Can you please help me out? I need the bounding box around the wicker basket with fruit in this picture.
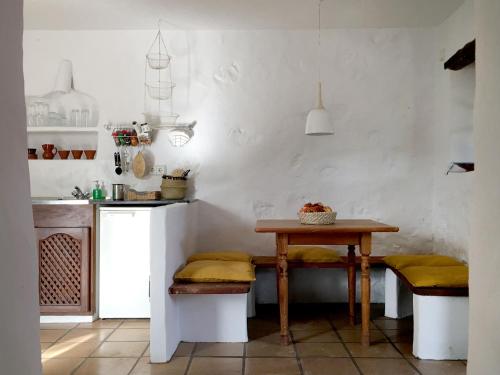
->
[298,202,337,225]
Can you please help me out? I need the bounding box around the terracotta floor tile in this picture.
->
[355,358,418,375]
[393,342,414,357]
[346,343,402,358]
[301,358,360,375]
[40,323,77,330]
[409,358,466,375]
[246,333,296,357]
[91,341,148,357]
[337,330,387,343]
[188,357,242,375]
[40,329,68,343]
[42,357,84,375]
[373,317,413,331]
[131,356,189,375]
[58,328,114,343]
[78,319,123,329]
[41,342,53,353]
[330,318,377,331]
[73,357,137,375]
[289,318,332,331]
[245,357,300,375]
[383,329,413,343]
[194,342,244,357]
[42,341,100,359]
[174,342,195,357]
[120,319,150,329]
[295,343,349,357]
[291,328,341,343]
[107,328,150,342]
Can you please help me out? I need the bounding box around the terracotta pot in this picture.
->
[71,150,83,159]
[58,150,70,160]
[84,149,96,160]
[42,144,57,160]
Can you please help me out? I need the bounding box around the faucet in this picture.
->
[72,186,90,200]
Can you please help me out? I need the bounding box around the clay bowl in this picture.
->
[84,149,96,160]
[58,150,70,160]
[71,150,83,160]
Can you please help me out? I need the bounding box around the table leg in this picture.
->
[347,245,356,325]
[360,233,371,346]
[276,233,289,345]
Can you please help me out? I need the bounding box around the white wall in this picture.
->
[431,0,474,262]
[0,1,41,374]
[24,28,436,256]
[468,0,500,371]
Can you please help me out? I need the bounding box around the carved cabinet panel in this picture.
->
[36,227,90,314]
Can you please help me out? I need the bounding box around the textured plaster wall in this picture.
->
[25,29,436,258]
[431,0,474,262]
[469,0,500,371]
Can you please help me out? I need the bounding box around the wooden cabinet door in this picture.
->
[36,227,90,314]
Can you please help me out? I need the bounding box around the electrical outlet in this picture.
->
[150,165,166,176]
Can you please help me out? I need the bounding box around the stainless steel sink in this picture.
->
[31,196,91,205]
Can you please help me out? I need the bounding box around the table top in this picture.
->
[255,219,399,234]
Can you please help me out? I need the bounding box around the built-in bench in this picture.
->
[383,255,469,360]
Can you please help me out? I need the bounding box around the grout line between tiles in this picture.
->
[328,311,363,375]
[289,330,305,375]
[242,341,246,375]
[376,323,422,375]
[69,319,123,375]
[126,343,150,375]
[183,342,197,375]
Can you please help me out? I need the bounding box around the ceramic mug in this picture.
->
[42,144,57,160]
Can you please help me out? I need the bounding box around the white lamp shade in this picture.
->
[305,108,333,135]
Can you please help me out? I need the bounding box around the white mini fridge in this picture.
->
[99,207,152,318]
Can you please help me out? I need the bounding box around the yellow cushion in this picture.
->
[400,266,469,288]
[288,246,341,263]
[187,251,252,264]
[384,255,463,270]
[174,260,256,283]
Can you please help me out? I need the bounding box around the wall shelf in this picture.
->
[27,127,99,133]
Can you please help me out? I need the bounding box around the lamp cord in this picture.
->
[317,0,322,83]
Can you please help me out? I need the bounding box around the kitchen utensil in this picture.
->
[58,150,70,159]
[122,148,131,172]
[71,149,83,159]
[28,148,38,160]
[112,184,125,200]
[132,151,146,178]
[84,149,96,159]
[114,152,122,175]
[42,144,58,160]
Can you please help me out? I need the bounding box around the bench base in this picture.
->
[384,268,413,319]
[413,294,468,360]
[177,293,249,343]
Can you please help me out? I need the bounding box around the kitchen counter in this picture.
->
[32,197,193,206]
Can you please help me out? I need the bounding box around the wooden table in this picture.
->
[255,219,399,346]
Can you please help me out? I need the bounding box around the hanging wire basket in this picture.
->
[145,81,175,100]
[146,52,171,70]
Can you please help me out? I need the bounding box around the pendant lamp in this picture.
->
[306,0,333,135]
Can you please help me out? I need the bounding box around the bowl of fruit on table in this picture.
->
[298,202,337,225]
